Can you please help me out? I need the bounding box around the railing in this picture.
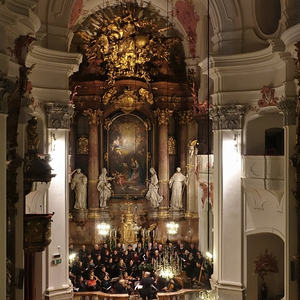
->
[74,289,202,300]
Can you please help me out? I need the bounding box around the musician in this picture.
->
[87,273,101,291]
[115,279,129,294]
[139,271,155,300]
[101,272,112,293]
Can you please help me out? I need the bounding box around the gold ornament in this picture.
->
[77,136,89,154]
[154,108,173,126]
[168,137,176,155]
[76,2,179,83]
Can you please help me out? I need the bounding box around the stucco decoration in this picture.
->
[199,182,213,207]
[258,86,278,108]
[174,0,199,58]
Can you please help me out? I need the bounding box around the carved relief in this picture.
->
[77,136,88,154]
[210,104,247,130]
[154,108,173,126]
[45,103,74,129]
[168,137,176,155]
[258,86,278,108]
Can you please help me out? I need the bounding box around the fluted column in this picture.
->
[155,108,173,209]
[85,109,101,210]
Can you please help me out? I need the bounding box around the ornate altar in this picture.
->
[69,1,199,246]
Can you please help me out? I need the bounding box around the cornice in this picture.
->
[281,23,300,47]
[26,45,82,75]
[199,40,288,74]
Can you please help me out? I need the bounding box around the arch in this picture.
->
[246,232,284,300]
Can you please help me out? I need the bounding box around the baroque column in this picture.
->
[84,109,102,212]
[155,108,173,210]
[210,104,246,300]
[44,102,74,300]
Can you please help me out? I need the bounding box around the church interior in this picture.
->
[0,0,300,299]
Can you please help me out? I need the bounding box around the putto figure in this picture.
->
[71,169,87,209]
[97,168,114,207]
[169,167,188,210]
[145,167,163,208]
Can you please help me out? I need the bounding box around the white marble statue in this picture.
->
[169,167,188,209]
[97,168,114,207]
[145,167,163,208]
[71,169,87,209]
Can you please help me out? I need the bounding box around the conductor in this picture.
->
[139,272,155,300]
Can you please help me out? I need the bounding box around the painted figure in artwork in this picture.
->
[97,168,114,207]
[71,169,87,209]
[145,167,163,208]
[108,114,147,195]
[169,167,188,209]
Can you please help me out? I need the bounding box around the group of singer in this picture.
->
[69,241,213,295]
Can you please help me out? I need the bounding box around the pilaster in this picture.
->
[210,104,245,300]
[44,102,73,300]
[278,98,298,299]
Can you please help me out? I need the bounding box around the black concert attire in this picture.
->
[140,277,155,300]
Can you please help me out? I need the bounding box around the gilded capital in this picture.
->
[84,109,103,126]
[177,110,194,125]
[154,108,173,126]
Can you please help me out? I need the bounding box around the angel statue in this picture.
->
[97,168,114,208]
[145,167,163,208]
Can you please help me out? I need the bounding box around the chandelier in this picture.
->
[97,222,111,236]
[166,221,179,235]
[153,248,181,279]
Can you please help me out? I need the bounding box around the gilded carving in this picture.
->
[178,110,194,125]
[102,87,154,113]
[168,137,176,155]
[76,2,179,83]
[84,108,102,126]
[77,136,89,154]
[102,86,118,105]
[154,108,173,126]
[138,88,153,105]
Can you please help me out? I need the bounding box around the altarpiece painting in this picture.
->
[107,114,148,197]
